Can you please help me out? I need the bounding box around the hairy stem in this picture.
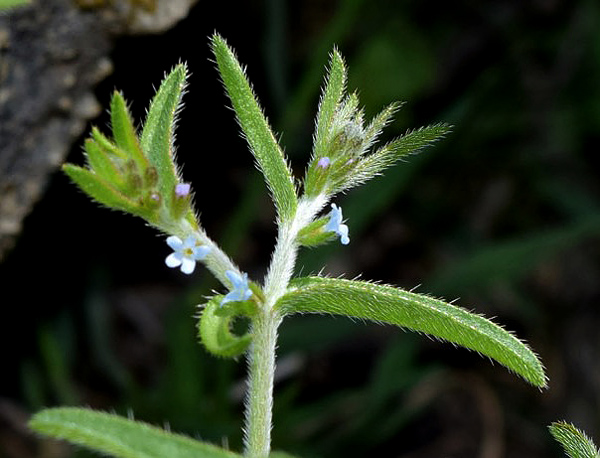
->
[244,309,281,457]
[243,195,327,457]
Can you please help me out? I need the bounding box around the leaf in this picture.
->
[140,64,187,198]
[211,34,297,222]
[275,276,547,387]
[549,421,600,458]
[313,49,347,161]
[111,91,147,170]
[198,296,252,359]
[345,123,451,191]
[29,407,242,458]
[62,164,143,217]
[83,138,125,186]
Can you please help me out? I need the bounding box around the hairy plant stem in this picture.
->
[243,196,327,457]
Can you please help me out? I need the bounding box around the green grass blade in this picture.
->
[29,407,242,458]
[211,34,297,222]
[275,276,547,387]
[549,422,600,458]
[140,64,187,198]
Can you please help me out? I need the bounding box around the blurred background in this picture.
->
[1,0,600,457]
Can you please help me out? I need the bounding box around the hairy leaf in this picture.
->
[198,296,253,358]
[110,92,147,170]
[83,139,124,186]
[313,49,347,161]
[211,33,297,222]
[549,422,599,458]
[275,276,546,387]
[343,123,451,192]
[140,64,187,199]
[29,407,242,458]
[62,164,144,217]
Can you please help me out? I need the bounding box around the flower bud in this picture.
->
[170,182,192,220]
[144,166,159,187]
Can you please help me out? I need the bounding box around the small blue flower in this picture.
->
[317,156,331,168]
[165,235,210,274]
[175,182,191,197]
[325,203,350,245]
[221,270,253,306]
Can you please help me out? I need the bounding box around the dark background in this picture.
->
[2,0,600,457]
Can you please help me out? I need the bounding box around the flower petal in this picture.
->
[180,257,196,274]
[192,245,211,260]
[166,252,183,268]
[166,236,183,250]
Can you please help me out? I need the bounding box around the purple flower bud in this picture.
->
[175,183,191,198]
[317,157,331,168]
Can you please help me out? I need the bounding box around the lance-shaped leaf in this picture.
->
[211,34,297,221]
[313,48,347,160]
[111,91,147,170]
[29,407,242,458]
[83,138,125,187]
[140,64,187,199]
[63,164,147,218]
[275,277,546,387]
[549,422,600,458]
[342,123,451,193]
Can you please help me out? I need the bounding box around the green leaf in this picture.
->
[29,407,242,458]
[140,64,187,198]
[198,296,253,359]
[111,91,147,170]
[211,34,297,222]
[345,123,451,191]
[313,49,347,161]
[549,422,600,458]
[275,276,547,387]
[84,138,125,186]
[62,164,143,217]
[304,49,348,197]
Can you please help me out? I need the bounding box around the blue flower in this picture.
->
[317,156,331,168]
[221,270,253,306]
[325,203,350,245]
[165,235,210,274]
[175,182,191,197]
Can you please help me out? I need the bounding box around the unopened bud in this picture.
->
[126,172,143,195]
[144,192,161,210]
[175,182,191,197]
[317,157,331,169]
[171,182,191,220]
[144,166,159,187]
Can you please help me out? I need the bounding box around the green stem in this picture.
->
[243,195,327,457]
[244,309,281,457]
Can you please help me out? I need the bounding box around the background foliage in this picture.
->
[2,1,600,457]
